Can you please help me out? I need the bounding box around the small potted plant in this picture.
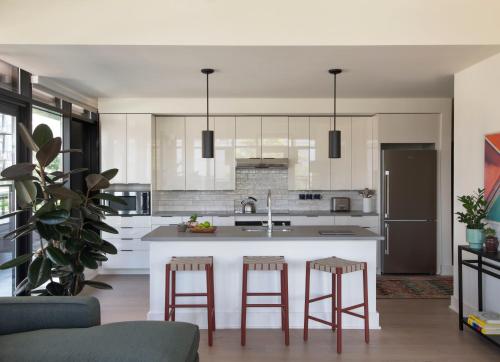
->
[187,214,198,228]
[484,227,499,253]
[456,188,488,250]
[359,188,375,213]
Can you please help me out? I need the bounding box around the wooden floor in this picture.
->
[82,275,499,361]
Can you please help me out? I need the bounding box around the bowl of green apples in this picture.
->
[189,220,217,233]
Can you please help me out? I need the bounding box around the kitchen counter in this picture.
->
[144,225,381,330]
[142,225,383,242]
[152,210,379,217]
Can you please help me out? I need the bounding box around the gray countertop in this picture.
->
[142,225,384,242]
[152,210,379,217]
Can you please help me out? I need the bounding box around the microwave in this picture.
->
[103,191,150,216]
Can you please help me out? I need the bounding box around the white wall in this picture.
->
[451,53,500,314]
[99,97,452,275]
[1,1,500,45]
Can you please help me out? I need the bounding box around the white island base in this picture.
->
[146,231,380,330]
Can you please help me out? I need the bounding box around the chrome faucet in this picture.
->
[267,189,272,234]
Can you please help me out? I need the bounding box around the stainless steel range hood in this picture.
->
[236,158,289,169]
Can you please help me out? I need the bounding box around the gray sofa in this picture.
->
[0,296,199,362]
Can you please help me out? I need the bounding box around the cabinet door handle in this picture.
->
[384,170,390,218]
[120,249,133,252]
[121,238,133,241]
[385,223,390,255]
[121,226,133,229]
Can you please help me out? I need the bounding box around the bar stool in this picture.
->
[241,256,289,346]
[303,257,369,353]
[165,256,215,346]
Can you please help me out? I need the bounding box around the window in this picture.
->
[0,112,16,296]
[31,108,63,254]
[32,107,63,173]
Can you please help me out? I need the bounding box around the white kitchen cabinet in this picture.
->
[151,216,184,226]
[185,117,214,190]
[155,116,186,190]
[290,215,334,226]
[288,117,310,190]
[309,117,331,190]
[214,117,236,190]
[351,117,374,189]
[126,114,152,184]
[100,114,127,183]
[100,216,151,271]
[330,117,352,190]
[212,216,235,226]
[261,117,288,158]
[235,116,261,159]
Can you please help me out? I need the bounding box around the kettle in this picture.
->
[241,197,257,214]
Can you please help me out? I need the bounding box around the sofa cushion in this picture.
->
[0,321,199,362]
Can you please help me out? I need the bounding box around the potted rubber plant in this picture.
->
[456,188,488,250]
[0,123,126,296]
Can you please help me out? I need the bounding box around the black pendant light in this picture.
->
[201,68,215,158]
[328,68,342,159]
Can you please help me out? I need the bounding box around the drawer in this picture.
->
[151,216,183,226]
[111,238,149,251]
[334,216,351,225]
[103,250,149,269]
[349,215,379,228]
[120,216,151,228]
[102,227,151,240]
[212,216,235,226]
[103,216,151,228]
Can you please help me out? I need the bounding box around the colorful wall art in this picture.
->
[485,132,500,222]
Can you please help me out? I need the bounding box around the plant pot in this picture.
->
[485,236,499,253]
[466,228,485,250]
[362,198,373,213]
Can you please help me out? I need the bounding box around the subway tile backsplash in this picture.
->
[153,169,372,213]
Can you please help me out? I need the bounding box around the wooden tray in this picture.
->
[189,226,217,233]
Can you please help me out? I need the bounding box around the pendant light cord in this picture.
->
[333,72,337,131]
[206,72,209,130]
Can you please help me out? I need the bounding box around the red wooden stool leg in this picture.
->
[205,265,213,346]
[165,264,171,321]
[241,263,248,346]
[303,261,311,341]
[336,269,342,354]
[283,263,290,346]
[171,270,176,321]
[332,273,336,331]
[280,269,285,331]
[363,263,369,344]
[210,264,216,331]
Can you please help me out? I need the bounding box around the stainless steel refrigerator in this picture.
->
[381,149,437,274]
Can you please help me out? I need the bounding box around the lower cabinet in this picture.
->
[100,216,151,272]
[334,215,379,233]
[290,216,334,225]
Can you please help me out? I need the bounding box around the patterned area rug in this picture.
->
[377,276,453,299]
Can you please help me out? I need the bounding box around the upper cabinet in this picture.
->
[155,116,236,191]
[309,117,331,190]
[100,114,127,183]
[185,117,214,190]
[100,113,152,184]
[330,117,352,190]
[351,117,374,189]
[261,117,288,158]
[235,117,261,159]
[155,116,185,190]
[126,114,152,184]
[214,117,236,190]
[288,117,309,190]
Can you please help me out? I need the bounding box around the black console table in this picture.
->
[458,245,500,347]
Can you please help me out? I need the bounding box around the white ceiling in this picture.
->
[0,45,499,99]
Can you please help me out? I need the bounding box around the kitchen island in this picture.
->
[142,225,383,330]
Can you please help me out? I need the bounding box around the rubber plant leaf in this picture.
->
[32,124,53,148]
